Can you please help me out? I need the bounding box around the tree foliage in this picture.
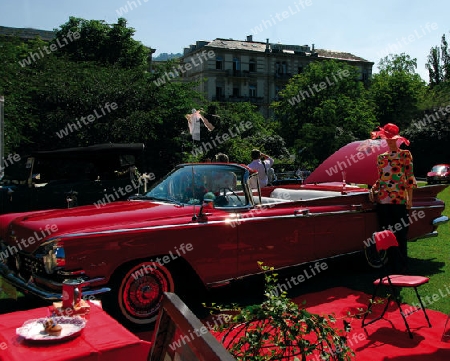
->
[405,35,450,176]
[0,35,44,152]
[5,16,447,181]
[54,17,149,68]
[185,102,289,165]
[404,112,450,175]
[273,60,377,168]
[369,53,426,131]
[1,19,287,178]
[0,21,203,177]
[426,33,450,88]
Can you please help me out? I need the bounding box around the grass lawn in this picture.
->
[400,185,450,314]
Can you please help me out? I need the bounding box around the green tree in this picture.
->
[426,46,442,87]
[27,55,200,176]
[369,53,426,130]
[54,17,149,68]
[273,60,376,167]
[426,33,450,87]
[185,102,290,165]
[0,36,45,152]
[404,114,450,176]
[1,25,200,177]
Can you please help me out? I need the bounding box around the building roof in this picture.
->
[0,26,55,41]
[184,37,372,64]
[314,49,370,62]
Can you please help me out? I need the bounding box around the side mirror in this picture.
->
[192,192,215,222]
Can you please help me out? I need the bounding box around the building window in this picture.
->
[298,66,304,74]
[249,85,257,98]
[233,57,240,71]
[249,59,256,72]
[216,82,224,100]
[362,70,369,82]
[216,56,223,70]
[275,62,281,74]
[215,86,223,99]
[275,62,288,75]
[232,87,240,97]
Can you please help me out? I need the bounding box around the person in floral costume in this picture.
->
[370,123,417,271]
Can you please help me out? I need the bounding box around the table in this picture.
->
[0,302,151,361]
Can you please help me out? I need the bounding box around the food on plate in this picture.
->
[43,318,62,336]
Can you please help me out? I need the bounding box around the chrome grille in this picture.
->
[21,253,46,276]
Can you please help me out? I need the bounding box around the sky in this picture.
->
[1,0,449,81]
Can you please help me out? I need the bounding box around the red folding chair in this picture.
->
[362,230,432,338]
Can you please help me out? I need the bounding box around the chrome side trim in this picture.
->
[412,205,445,210]
[60,220,230,238]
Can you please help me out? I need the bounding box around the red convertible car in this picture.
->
[0,141,448,327]
[427,164,450,184]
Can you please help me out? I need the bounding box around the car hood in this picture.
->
[2,200,202,251]
[305,138,403,185]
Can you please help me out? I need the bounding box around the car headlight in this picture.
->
[35,239,65,274]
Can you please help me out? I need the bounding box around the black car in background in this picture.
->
[271,163,310,185]
[0,143,146,214]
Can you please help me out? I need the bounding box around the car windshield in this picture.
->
[431,165,447,173]
[145,164,247,206]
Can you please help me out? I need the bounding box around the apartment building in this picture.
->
[180,35,374,117]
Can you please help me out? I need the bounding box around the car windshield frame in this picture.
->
[145,163,253,208]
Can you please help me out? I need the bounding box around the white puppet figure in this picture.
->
[184,109,215,141]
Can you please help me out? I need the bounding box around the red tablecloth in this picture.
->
[0,302,151,361]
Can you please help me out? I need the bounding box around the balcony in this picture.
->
[227,96,265,104]
[274,72,292,79]
[225,70,250,78]
[212,95,265,104]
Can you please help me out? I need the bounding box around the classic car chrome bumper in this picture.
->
[419,215,449,239]
[432,215,449,226]
[0,262,110,301]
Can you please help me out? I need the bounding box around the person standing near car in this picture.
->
[248,149,274,188]
[370,123,417,271]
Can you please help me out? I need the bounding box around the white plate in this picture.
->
[16,316,86,343]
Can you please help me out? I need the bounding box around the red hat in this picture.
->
[370,123,410,146]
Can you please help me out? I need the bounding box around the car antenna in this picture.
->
[190,166,197,220]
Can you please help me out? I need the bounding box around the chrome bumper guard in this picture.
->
[420,216,449,239]
[0,263,110,301]
[432,215,449,226]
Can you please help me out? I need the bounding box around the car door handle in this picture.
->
[294,209,310,216]
[351,204,363,211]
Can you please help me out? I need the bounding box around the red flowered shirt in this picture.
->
[373,150,417,205]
